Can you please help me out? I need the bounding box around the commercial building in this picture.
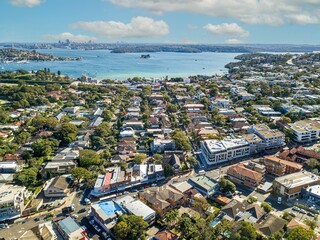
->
[302,185,320,202]
[261,156,303,177]
[56,216,88,240]
[289,119,320,143]
[273,171,320,200]
[0,185,32,221]
[200,137,250,166]
[91,196,155,232]
[91,164,164,197]
[227,163,263,188]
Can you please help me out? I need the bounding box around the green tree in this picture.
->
[172,130,191,152]
[91,136,106,149]
[261,202,273,213]
[113,214,148,240]
[166,103,178,113]
[31,139,53,157]
[15,168,37,187]
[133,153,147,164]
[153,153,163,163]
[164,210,179,228]
[103,109,114,122]
[187,156,198,167]
[287,226,315,240]
[54,122,77,146]
[79,149,100,167]
[192,197,210,216]
[164,164,175,177]
[238,221,257,240]
[71,167,92,184]
[15,131,31,144]
[219,178,236,193]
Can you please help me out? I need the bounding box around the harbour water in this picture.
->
[0,49,239,80]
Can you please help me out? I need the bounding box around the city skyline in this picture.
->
[1,0,320,44]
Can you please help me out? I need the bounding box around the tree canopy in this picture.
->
[113,214,148,240]
[79,149,101,167]
[287,226,315,240]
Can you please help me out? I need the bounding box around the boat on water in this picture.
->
[16,60,30,64]
[140,54,151,59]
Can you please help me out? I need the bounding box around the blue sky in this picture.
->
[1,0,320,44]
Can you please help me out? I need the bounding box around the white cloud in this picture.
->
[108,0,320,25]
[42,32,96,42]
[224,39,243,44]
[70,16,169,39]
[204,23,249,37]
[9,0,43,7]
[187,24,198,30]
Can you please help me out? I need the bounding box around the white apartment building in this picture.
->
[289,119,320,143]
[0,185,32,221]
[200,137,250,166]
[248,124,285,150]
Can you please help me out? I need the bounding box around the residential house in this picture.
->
[277,146,320,164]
[254,214,286,237]
[188,176,218,197]
[151,138,176,154]
[153,230,179,240]
[43,176,69,198]
[139,187,185,217]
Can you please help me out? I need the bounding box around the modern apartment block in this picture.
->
[0,185,32,221]
[248,124,285,150]
[200,137,250,166]
[289,119,320,143]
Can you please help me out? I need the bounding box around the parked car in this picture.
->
[289,211,297,217]
[0,223,9,229]
[292,206,300,212]
[300,209,307,214]
[307,212,315,217]
[34,218,40,222]
[78,208,86,213]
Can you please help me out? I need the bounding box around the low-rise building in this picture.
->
[302,185,320,202]
[273,171,320,200]
[44,176,69,198]
[92,196,155,232]
[56,216,88,240]
[289,119,320,143]
[261,156,303,177]
[151,138,176,154]
[227,163,263,188]
[139,187,185,217]
[188,176,218,197]
[0,161,22,173]
[43,161,76,176]
[0,185,32,221]
[91,164,164,197]
[200,137,250,166]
